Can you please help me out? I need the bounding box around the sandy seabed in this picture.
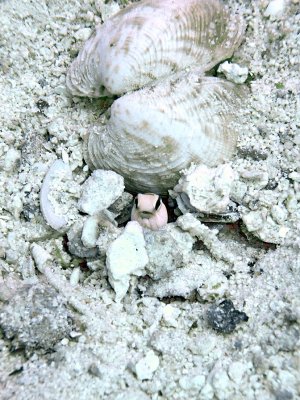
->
[0,0,300,399]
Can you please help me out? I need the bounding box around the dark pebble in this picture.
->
[207,299,249,334]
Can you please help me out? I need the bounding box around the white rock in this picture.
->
[70,267,81,286]
[199,383,214,400]
[285,195,298,213]
[278,370,297,388]
[211,369,233,400]
[2,148,21,173]
[288,171,300,182]
[144,223,195,280]
[172,164,235,215]
[135,350,159,380]
[115,391,150,400]
[230,180,248,203]
[40,159,79,231]
[95,1,120,22]
[242,209,267,232]
[278,225,289,238]
[81,216,99,248]
[177,213,236,265]
[239,169,269,190]
[162,304,181,327]
[11,195,23,219]
[31,243,52,273]
[228,361,248,384]
[271,204,288,224]
[78,170,124,215]
[179,375,205,391]
[218,61,249,84]
[74,28,92,42]
[106,221,148,301]
[264,0,286,17]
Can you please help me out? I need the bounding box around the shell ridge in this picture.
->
[66,0,245,96]
[67,0,247,193]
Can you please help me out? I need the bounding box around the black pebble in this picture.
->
[207,299,249,334]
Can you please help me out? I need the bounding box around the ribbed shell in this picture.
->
[66,0,245,97]
[85,72,246,194]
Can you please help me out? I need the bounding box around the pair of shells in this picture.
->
[67,0,246,194]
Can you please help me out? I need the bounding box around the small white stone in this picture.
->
[278,225,289,238]
[211,369,233,400]
[135,350,159,380]
[172,164,235,214]
[162,304,181,327]
[106,221,149,301]
[95,1,120,21]
[288,172,300,182]
[292,134,300,145]
[230,181,248,203]
[242,210,266,232]
[239,169,269,190]
[70,267,81,286]
[74,28,92,42]
[61,149,69,164]
[31,243,52,273]
[218,61,249,84]
[285,195,298,213]
[264,0,286,17]
[78,170,124,215]
[11,195,23,219]
[199,383,214,400]
[228,362,248,384]
[40,159,76,231]
[69,331,82,338]
[271,204,288,224]
[179,375,205,391]
[278,370,297,388]
[2,148,21,173]
[81,216,99,248]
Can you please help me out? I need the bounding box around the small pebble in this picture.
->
[135,350,160,380]
[78,170,124,215]
[218,61,249,84]
[81,216,99,248]
[207,300,249,334]
[88,363,102,377]
[264,0,286,17]
[70,267,80,286]
[162,304,180,327]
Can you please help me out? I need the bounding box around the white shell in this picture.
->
[40,160,72,230]
[66,0,245,97]
[85,72,246,194]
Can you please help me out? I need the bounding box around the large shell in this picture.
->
[85,71,246,194]
[66,0,245,97]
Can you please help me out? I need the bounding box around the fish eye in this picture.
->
[154,197,161,211]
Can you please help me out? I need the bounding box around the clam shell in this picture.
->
[66,0,245,97]
[85,72,246,194]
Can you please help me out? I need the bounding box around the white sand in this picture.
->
[0,0,299,399]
